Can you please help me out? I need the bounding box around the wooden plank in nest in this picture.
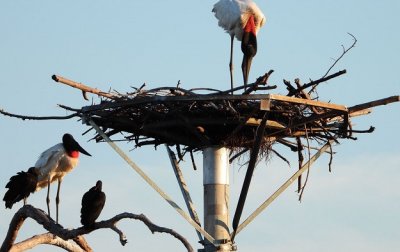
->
[260,99,271,111]
[246,118,285,129]
[267,94,348,111]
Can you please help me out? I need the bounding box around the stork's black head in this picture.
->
[241,15,258,87]
[62,133,91,156]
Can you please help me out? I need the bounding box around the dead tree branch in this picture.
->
[216,70,277,95]
[322,33,357,78]
[10,233,89,252]
[307,33,357,94]
[52,75,118,100]
[299,126,312,201]
[1,205,194,252]
[348,96,400,113]
[0,108,78,121]
[287,69,347,96]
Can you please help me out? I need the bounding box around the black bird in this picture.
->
[80,180,106,227]
[3,167,38,209]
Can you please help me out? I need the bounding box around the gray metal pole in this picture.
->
[202,147,235,252]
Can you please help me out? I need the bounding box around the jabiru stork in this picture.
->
[212,0,266,90]
[80,180,106,227]
[3,167,38,209]
[34,133,91,223]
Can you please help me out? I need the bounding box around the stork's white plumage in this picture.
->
[34,133,91,223]
[35,143,77,189]
[213,0,266,90]
[213,0,265,40]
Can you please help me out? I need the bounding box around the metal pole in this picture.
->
[202,147,235,252]
[165,145,203,242]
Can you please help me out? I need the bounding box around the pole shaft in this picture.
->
[203,147,233,251]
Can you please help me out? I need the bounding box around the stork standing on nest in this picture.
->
[34,133,91,223]
[213,0,266,91]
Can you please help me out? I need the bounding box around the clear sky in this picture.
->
[0,1,399,251]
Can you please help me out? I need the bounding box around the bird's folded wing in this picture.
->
[34,143,65,176]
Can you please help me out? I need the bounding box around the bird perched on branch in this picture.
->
[34,133,91,223]
[3,167,38,209]
[213,0,266,91]
[81,180,106,227]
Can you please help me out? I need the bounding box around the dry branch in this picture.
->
[52,75,118,100]
[322,33,357,79]
[287,69,347,96]
[0,108,78,120]
[10,233,89,252]
[1,205,193,252]
[348,96,400,113]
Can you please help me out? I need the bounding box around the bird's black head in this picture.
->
[95,180,103,191]
[241,16,258,86]
[62,133,91,157]
[27,167,39,176]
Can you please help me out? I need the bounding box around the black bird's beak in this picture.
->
[242,54,253,87]
[63,133,92,156]
[77,143,91,156]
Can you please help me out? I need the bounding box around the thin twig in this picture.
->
[299,126,312,201]
[189,150,197,170]
[0,109,78,121]
[328,141,334,172]
[271,149,290,167]
[322,33,357,79]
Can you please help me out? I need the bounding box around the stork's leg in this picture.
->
[23,197,27,205]
[46,177,51,217]
[55,179,62,224]
[229,34,234,94]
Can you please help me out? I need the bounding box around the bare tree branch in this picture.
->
[322,33,357,78]
[307,33,357,94]
[1,205,194,252]
[0,108,78,121]
[52,75,118,100]
[11,233,89,252]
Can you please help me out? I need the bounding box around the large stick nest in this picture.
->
[75,70,365,152]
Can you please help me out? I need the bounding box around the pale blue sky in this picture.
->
[0,1,399,251]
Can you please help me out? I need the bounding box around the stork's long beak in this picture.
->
[240,24,257,88]
[77,143,91,156]
[242,54,253,87]
[72,139,91,156]
[63,133,92,156]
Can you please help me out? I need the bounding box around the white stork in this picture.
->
[212,0,266,90]
[34,133,91,223]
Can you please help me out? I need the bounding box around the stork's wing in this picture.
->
[34,143,65,177]
[213,0,241,35]
[213,0,266,39]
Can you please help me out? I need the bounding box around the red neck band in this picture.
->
[244,15,256,35]
[68,150,79,158]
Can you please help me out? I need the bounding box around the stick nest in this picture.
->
[77,70,361,152]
